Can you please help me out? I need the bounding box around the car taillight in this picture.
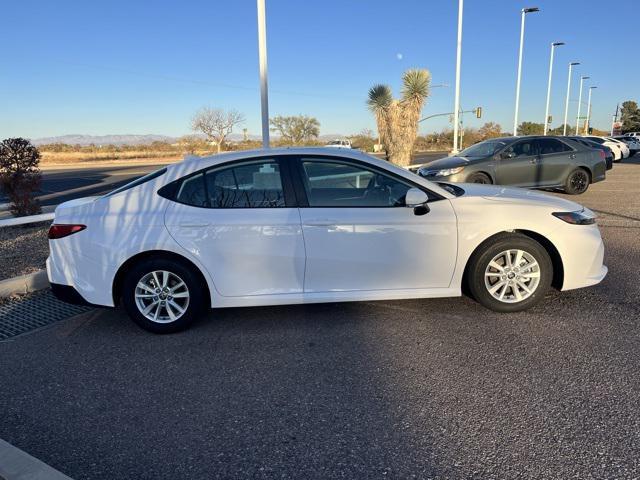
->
[598,150,605,159]
[48,224,86,239]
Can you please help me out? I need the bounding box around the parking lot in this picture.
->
[1,158,639,479]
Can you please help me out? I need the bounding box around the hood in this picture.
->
[458,183,585,211]
[419,155,483,173]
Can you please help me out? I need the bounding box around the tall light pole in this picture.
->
[575,75,589,135]
[256,0,270,148]
[562,61,580,135]
[452,0,464,154]
[513,6,539,136]
[543,41,564,135]
[585,86,597,134]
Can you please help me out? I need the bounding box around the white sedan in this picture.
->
[47,148,607,333]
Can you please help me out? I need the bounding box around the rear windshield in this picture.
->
[103,167,167,197]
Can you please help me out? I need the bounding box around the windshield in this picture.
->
[328,140,344,145]
[459,141,506,157]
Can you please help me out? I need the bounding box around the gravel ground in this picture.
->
[0,222,49,281]
[0,160,638,479]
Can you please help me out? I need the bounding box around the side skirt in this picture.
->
[210,287,462,308]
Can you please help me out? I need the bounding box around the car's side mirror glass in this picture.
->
[405,188,429,207]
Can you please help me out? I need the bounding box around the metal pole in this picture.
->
[513,10,526,136]
[543,43,561,135]
[586,86,596,134]
[575,75,588,135]
[563,62,579,136]
[257,0,270,149]
[452,0,463,154]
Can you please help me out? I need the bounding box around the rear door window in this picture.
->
[205,160,285,208]
[537,139,573,154]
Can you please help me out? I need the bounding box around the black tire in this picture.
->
[122,257,206,333]
[467,172,492,184]
[564,168,590,195]
[466,233,553,313]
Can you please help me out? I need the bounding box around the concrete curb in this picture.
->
[0,271,49,298]
[0,438,73,479]
[0,213,55,228]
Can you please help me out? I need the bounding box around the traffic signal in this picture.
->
[588,127,593,134]
[475,107,482,119]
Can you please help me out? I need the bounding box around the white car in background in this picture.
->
[606,137,630,159]
[584,136,626,162]
[326,139,352,148]
[613,135,640,156]
[47,148,607,333]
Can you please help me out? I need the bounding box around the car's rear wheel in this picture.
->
[467,234,552,313]
[564,168,590,194]
[122,257,205,333]
[467,172,492,184]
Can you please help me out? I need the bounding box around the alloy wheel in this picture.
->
[484,249,541,303]
[134,270,190,323]
[570,170,588,192]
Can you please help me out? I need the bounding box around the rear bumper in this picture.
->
[50,283,93,306]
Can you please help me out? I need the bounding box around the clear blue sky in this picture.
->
[1,0,637,139]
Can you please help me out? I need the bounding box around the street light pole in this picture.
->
[452,0,463,154]
[575,75,589,135]
[256,0,270,149]
[513,7,539,136]
[543,42,564,135]
[563,62,579,136]
[586,86,597,134]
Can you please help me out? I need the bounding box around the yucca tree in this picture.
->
[367,69,431,166]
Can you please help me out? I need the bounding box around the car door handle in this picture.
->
[529,158,539,164]
[304,219,338,227]
[569,153,576,159]
[179,222,210,228]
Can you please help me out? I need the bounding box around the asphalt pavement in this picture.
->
[0,157,638,479]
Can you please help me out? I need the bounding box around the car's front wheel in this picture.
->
[122,257,205,333]
[467,172,492,184]
[467,234,553,312]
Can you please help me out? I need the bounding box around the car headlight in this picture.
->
[552,209,596,225]
[427,166,465,177]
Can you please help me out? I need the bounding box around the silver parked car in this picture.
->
[417,136,607,194]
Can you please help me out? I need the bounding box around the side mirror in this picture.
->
[405,188,430,216]
[405,188,429,207]
[501,151,516,159]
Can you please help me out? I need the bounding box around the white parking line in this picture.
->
[0,438,73,480]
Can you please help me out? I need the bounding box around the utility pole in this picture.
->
[585,86,597,134]
[452,0,463,154]
[575,75,589,135]
[257,0,270,148]
[543,42,564,135]
[513,7,539,136]
[563,62,579,136]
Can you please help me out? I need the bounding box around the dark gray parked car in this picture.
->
[417,136,607,194]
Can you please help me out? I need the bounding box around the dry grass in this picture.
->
[40,150,182,165]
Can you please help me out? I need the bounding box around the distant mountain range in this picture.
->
[30,133,351,146]
[30,134,178,146]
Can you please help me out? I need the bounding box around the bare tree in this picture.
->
[269,115,320,144]
[191,107,245,153]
